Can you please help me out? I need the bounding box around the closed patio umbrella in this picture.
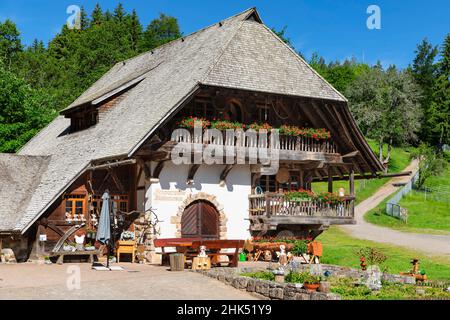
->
[96,191,112,268]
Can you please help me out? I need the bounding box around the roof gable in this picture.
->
[202,20,346,101]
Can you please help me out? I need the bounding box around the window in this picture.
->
[70,110,99,133]
[91,194,129,215]
[64,194,86,222]
[258,172,303,193]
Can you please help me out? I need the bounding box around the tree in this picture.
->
[128,9,143,53]
[0,19,22,68]
[429,34,450,146]
[141,13,182,51]
[346,66,422,165]
[0,65,56,152]
[411,144,446,189]
[113,3,126,22]
[271,26,303,58]
[411,38,439,144]
[91,3,104,26]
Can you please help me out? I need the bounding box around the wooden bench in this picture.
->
[189,240,245,268]
[50,250,100,265]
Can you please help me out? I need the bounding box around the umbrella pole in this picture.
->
[106,242,110,269]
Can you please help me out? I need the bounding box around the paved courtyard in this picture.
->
[0,263,259,300]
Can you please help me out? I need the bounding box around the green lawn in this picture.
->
[312,139,413,204]
[316,227,450,281]
[365,165,450,234]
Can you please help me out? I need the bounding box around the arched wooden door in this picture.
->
[181,200,219,239]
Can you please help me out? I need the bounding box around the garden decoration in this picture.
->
[198,245,207,258]
[365,265,382,291]
[360,257,367,271]
[400,258,428,282]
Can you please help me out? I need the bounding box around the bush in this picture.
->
[291,240,308,256]
[285,271,321,284]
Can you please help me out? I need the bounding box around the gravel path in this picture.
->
[341,159,450,258]
[0,263,259,300]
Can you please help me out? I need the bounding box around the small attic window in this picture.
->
[70,110,99,133]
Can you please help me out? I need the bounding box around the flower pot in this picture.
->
[303,283,320,292]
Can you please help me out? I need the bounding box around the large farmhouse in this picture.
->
[0,8,384,262]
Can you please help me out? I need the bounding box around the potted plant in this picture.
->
[301,272,322,292]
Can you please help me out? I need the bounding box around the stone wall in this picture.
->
[192,267,341,300]
[290,264,416,285]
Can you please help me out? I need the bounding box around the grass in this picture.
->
[316,227,450,281]
[312,139,413,204]
[241,268,450,300]
[329,277,450,300]
[365,165,450,234]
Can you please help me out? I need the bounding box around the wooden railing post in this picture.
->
[349,169,355,197]
[328,167,333,193]
[266,193,271,218]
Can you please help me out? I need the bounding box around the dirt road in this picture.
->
[341,159,450,257]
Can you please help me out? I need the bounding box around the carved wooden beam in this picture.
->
[342,151,359,158]
[219,164,234,184]
[187,164,200,184]
[136,157,152,180]
[152,161,166,179]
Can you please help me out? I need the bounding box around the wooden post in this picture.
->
[265,194,270,217]
[349,169,355,197]
[327,167,333,193]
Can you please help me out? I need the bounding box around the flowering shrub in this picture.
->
[176,118,331,140]
[315,192,345,205]
[248,122,273,131]
[284,189,344,205]
[279,125,331,140]
[284,189,315,201]
[178,116,210,129]
[210,119,244,130]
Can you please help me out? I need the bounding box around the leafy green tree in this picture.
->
[346,66,422,165]
[141,13,182,51]
[0,19,22,68]
[0,65,56,152]
[411,144,447,189]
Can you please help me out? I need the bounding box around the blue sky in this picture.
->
[0,0,449,68]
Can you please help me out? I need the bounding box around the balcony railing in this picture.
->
[171,129,338,154]
[248,192,355,220]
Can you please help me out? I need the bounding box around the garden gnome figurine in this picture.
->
[277,244,288,270]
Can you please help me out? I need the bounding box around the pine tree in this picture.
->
[412,38,439,144]
[429,34,450,145]
[113,3,126,22]
[91,3,104,26]
[128,10,142,52]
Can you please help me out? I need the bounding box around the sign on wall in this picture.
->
[154,189,186,202]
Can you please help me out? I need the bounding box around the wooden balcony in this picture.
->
[248,192,355,231]
[169,129,341,162]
